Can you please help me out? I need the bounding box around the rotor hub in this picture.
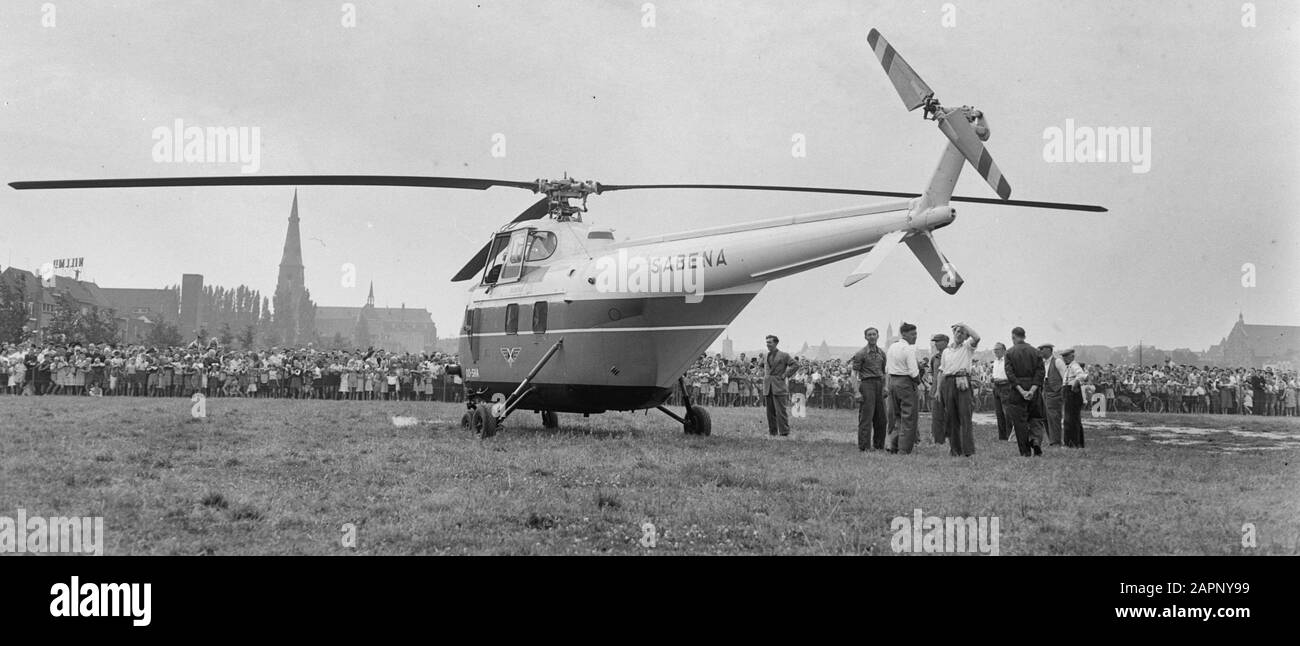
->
[534,177,599,221]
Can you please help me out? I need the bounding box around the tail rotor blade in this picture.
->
[905,231,963,294]
[937,108,1011,200]
[867,28,934,112]
[844,230,906,287]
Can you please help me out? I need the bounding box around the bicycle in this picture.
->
[1143,395,1164,413]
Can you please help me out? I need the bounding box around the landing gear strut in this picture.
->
[657,376,711,436]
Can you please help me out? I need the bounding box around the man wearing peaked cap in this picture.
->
[1038,343,1067,447]
[1060,348,1088,447]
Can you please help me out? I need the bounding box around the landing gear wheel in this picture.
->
[472,406,498,438]
[541,410,559,429]
[683,406,712,436]
[460,411,472,429]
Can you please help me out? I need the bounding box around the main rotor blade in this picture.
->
[867,28,934,112]
[9,175,1105,211]
[599,183,1105,211]
[598,183,920,199]
[949,195,1105,212]
[450,197,551,282]
[8,175,539,191]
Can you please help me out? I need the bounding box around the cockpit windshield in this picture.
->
[482,228,558,286]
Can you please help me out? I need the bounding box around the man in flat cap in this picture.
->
[1039,343,1067,446]
[1060,348,1088,447]
[940,322,981,456]
[928,333,950,445]
[1003,327,1046,456]
[885,322,921,453]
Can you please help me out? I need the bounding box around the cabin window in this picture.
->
[504,303,519,335]
[532,301,548,334]
[527,231,558,261]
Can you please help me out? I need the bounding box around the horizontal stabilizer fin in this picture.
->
[844,230,907,287]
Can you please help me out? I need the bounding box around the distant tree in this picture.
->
[0,280,29,344]
[43,293,83,344]
[82,307,120,345]
[144,322,183,347]
[330,332,347,350]
[257,295,274,347]
[239,324,256,350]
[219,322,234,346]
[262,329,281,349]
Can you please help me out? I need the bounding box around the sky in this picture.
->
[2,1,1297,353]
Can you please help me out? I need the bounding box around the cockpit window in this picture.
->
[482,232,512,285]
[526,231,558,261]
[483,228,553,286]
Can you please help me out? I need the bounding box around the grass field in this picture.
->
[2,396,1297,555]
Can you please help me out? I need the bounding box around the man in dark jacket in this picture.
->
[1003,327,1046,456]
[762,335,798,436]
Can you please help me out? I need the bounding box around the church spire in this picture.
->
[280,189,303,271]
[366,281,374,307]
[274,189,310,345]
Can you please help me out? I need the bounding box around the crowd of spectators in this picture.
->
[674,353,1300,417]
[0,340,463,401]
[4,339,1298,417]
[672,354,882,410]
[1084,362,1298,416]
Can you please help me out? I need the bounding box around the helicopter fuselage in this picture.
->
[458,197,953,413]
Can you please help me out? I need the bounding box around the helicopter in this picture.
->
[10,29,1103,437]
